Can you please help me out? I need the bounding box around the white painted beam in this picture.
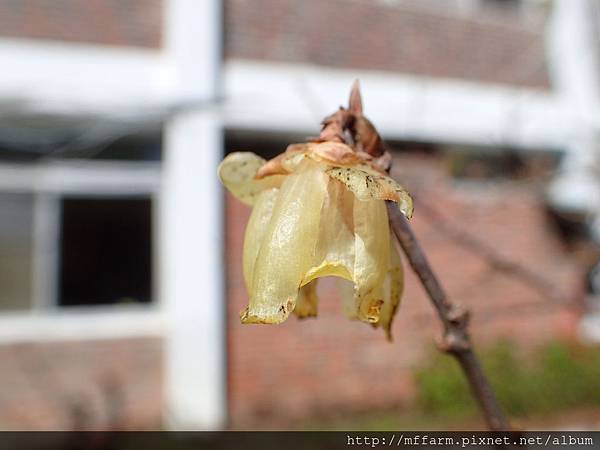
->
[223,59,573,151]
[0,162,160,194]
[0,35,577,153]
[161,111,226,430]
[0,39,171,116]
[0,36,578,154]
[0,308,164,343]
[546,0,600,213]
[161,0,226,430]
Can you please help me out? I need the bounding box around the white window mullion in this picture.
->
[31,192,60,312]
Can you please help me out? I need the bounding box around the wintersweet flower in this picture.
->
[218,140,413,339]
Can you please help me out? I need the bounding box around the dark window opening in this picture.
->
[443,146,561,181]
[59,197,152,307]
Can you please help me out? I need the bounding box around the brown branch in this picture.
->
[386,203,511,431]
[339,80,512,432]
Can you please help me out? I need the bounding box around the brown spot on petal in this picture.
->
[367,300,384,323]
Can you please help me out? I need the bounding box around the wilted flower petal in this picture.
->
[218,152,284,205]
[378,243,404,340]
[241,160,327,324]
[326,165,413,219]
[294,281,319,318]
[352,196,391,324]
[302,177,355,284]
[242,187,279,293]
[218,140,413,338]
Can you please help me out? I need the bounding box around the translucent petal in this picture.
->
[340,210,403,338]
[242,187,279,293]
[325,166,413,218]
[351,198,391,324]
[241,161,328,324]
[218,152,284,205]
[377,241,404,341]
[302,178,355,285]
[294,280,319,318]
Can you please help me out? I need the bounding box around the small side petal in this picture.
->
[325,166,413,219]
[294,280,319,318]
[352,198,391,324]
[218,152,283,205]
[378,240,404,341]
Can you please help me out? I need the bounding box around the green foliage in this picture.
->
[414,340,600,419]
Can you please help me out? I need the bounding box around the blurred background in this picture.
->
[1,0,600,431]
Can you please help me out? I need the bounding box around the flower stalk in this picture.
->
[220,78,512,431]
[345,81,511,432]
[386,203,510,431]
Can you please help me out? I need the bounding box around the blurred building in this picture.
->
[0,0,597,430]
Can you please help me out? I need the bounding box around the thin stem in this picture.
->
[325,80,511,431]
[386,202,511,431]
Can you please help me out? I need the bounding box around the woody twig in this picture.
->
[319,81,511,432]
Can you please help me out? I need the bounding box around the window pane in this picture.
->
[0,193,33,311]
[58,197,152,307]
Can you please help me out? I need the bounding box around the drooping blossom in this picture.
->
[219,138,412,339]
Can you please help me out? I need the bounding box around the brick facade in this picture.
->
[0,1,549,89]
[0,156,582,430]
[224,0,550,89]
[0,0,162,48]
[0,0,570,430]
[225,152,580,427]
[0,338,162,430]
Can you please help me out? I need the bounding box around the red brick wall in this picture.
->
[0,155,582,430]
[224,0,549,89]
[0,1,548,88]
[0,338,162,430]
[0,0,162,48]
[225,153,580,427]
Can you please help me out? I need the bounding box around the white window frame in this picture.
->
[0,0,227,429]
[0,160,164,343]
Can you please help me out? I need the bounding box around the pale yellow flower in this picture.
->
[218,141,413,339]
